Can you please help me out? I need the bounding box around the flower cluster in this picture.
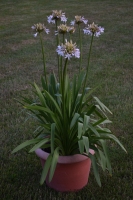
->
[31,23,49,37]
[70,15,88,25]
[56,40,80,60]
[47,10,67,24]
[83,22,104,37]
[55,24,75,35]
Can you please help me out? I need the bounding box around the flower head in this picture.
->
[57,24,69,34]
[31,23,49,37]
[55,25,75,35]
[47,10,67,24]
[83,22,104,37]
[56,39,80,60]
[70,15,88,26]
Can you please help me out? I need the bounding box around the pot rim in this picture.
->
[35,148,95,164]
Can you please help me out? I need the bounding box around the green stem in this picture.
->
[79,34,94,112]
[63,33,65,44]
[60,34,65,92]
[56,20,60,83]
[78,24,82,74]
[60,56,62,92]
[70,33,71,42]
[39,33,48,88]
[63,58,68,93]
[56,20,59,45]
[62,58,68,153]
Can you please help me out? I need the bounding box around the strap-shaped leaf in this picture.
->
[98,150,106,171]
[72,74,76,101]
[40,154,52,185]
[49,147,60,183]
[88,122,100,137]
[82,136,89,154]
[50,74,56,94]
[100,133,127,153]
[83,84,101,106]
[88,153,101,187]
[12,138,42,154]
[24,105,54,115]
[29,138,50,153]
[86,105,96,116]
[78,122,83,139]
[34,82,46,107]
[70,113,80,129]
[76,71,85,94]
[100,140,112,174]
[92,117,107,127]
[41,75,47,91]
[51,123,55,155]
[43,90,62,118]
[78,140,84,154]
[94,97,112,114]
[83,115,90,134]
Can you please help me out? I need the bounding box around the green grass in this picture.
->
[0,0,133,199]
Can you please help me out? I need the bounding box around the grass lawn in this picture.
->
[0,0,133,199]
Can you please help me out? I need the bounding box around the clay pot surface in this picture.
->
[35,148,94,192]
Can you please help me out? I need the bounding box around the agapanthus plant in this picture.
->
[12,11,126,187]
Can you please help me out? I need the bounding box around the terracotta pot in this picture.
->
[35,148,94,192]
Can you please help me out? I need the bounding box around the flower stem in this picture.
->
[60,34,65,92]
[79,34,94,112]
[39,33,48,88]
[78,24,82,74]
[62,58,68,153]
[70,33,71,42]
[56,20,60,83]
[63,58,68,92]
[63,33,65,44]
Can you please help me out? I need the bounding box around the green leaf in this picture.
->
[34,82,46,107]
[82,136,89,154]
[49,147,60,183]
[92,117,107,127]
[100,133,127,153]
[86,105,96,116]
[78,122,83,139]
[50,74,56,94]
[24,105,51,113]
[94,97,112,114]
[83,84,101,104]
[43,90,62,118]
[40,154,52,185]
[88,153,101,187]
[12,138,42,154]
[78,140,84,154]
[100,140,112,174]
[72,74,76,101]
[76,71,85,94]
[98,150,106,171]
[88,123,100,137]
[41,75,47,91]
[70,113,80,129]
[29,138,50,153]
[83,115,90,134]
[51,123,55,155]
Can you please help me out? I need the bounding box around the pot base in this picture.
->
[41,157,91,192]
[36,149,94,192]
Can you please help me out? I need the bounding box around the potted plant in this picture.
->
[12,10,127,192]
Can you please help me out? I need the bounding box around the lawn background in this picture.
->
[0,0,133,199]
